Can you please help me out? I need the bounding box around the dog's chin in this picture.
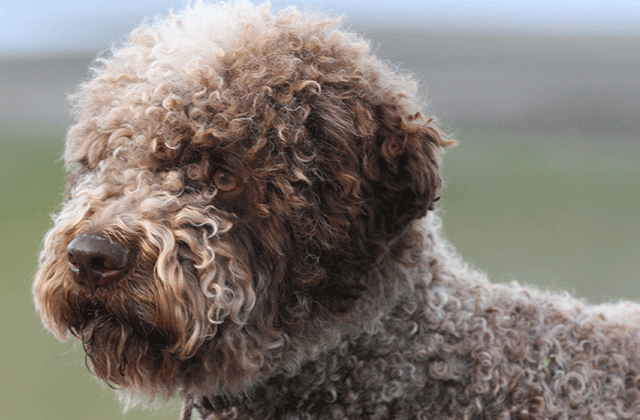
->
[68,303,182,394]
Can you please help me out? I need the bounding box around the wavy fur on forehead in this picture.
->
[66,0,436,164]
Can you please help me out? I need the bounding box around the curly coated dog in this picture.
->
[34,3,640,419]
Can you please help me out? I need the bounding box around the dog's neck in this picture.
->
[182,215,453,420]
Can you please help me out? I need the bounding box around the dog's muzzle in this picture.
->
[67,234,131,287]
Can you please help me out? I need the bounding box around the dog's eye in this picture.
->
[213,169,239,192]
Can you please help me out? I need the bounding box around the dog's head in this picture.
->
[33,2,452,401]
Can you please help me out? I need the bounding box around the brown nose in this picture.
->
[67,234,131,287]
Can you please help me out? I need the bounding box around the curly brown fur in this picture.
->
[34,2,640,419]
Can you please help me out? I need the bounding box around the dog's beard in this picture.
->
[63,287,184,394]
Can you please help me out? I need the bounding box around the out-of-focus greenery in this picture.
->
[1,123,638,419]
[440,129,640,303]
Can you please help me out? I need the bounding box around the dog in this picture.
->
[34,2,640,419]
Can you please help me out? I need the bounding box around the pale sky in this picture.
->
[2,0,640,56]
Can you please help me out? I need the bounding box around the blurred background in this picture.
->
[1,1,639,419]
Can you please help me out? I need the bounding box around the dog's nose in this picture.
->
[67,234,131,287]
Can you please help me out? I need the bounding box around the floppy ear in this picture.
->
[314,108,454,305]
[363,110,453,239]
[280,72,454,308]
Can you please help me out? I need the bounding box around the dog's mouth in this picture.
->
[66,298,183,389]
[68,294,173,348]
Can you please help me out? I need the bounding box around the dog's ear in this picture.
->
[360,106,453,240]
[302,103,453,306]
